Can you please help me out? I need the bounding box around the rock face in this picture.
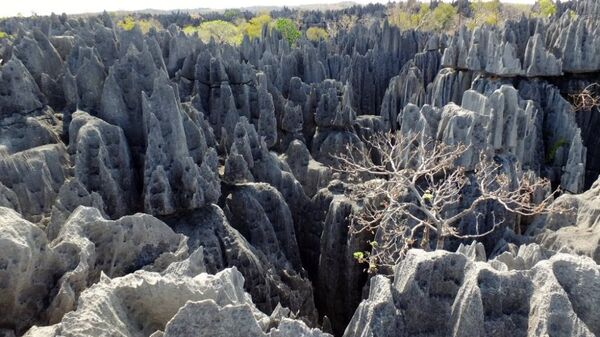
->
[312,83,364,167]
[142,73,220,216]
[438,15,599,77]
[45,206,188,323]
[529,175,600,264]
[0,143,70,223]
[344,246,600,337]
[0,207,68,335]
[316,192,368,336]
[25,263,330,337]
[165,203,318,325]
[0,205,187,333]
[282,140,331,198]
[225,183,318,322]
[392,81,586,193]
[69,111,136,218]
[0,58,45,117]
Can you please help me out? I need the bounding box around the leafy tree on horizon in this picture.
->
[273,18,301,45]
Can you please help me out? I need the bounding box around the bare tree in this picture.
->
[335,132,567,272]
[570,83,600,112]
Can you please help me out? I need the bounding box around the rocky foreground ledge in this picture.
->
[3,204,599,337]
[346,243,600,337]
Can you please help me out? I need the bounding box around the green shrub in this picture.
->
[389,3,429,30]
[184,20,242,45]
[306,27,329,41]
[117,16,136,31]
[429,3,458,31]
[546,138,568,163]
[273,18,301,45]
[223,9,242,20]
[390,3,458,32]
[467,0,501,28]
[239,14,272,40]
[116,16,162,33]
[538,0,557,17]
[0,31,9,39]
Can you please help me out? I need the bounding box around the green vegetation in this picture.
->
[536,0,557,17]
[389,3,457,32]
[117,16,136,30]
[467,0,502,29]
[352,251,365,261]
[388,0,531,32]
[389,3,429,31]
[183,20,243,45]
[239,14,272,40]
[273,18,301,45]
[353,251,377,273]
[180,14,300,46]
[0,31,9,39]
[429,3,459,31]
[116,16,162,33]
[306,27,329,41]
[223,9,243,21]
[546,138,568,163]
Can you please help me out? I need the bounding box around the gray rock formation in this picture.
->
[0,204,191,335]
[523,34,562,77]
[0,106,61,154]
[225,183,317,321]
[67,46,107,115]
[425,69,471,109]
[0,181,21,213]
[45,206,188,323]
[24,261,329,337]
[142,73,220,215]
[0,207,69,335]
[69,111,136,218]
[396,85,541,171]
[309,181,372,336]
[12,30,63,95]
[441,7,600,95]
[0,143,69,223]
[344,247,600,337]
[380,62,426,131]
[282,140,331,198]
[166,204,317,325]
[312,83,364,166]
[99,40,161,149]
[281,100,305,150]
[551,15,600,73]
[257,72,278,149]
[528,175,600,263]
[46,178,105,241]
[1,4,600,337]
[0,57,45,117]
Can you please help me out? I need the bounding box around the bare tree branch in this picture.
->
[570,83,600,112]
[335,132,569,272]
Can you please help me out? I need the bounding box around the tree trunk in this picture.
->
[435,223,445,250]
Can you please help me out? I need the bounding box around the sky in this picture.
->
[0,0,536,18]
